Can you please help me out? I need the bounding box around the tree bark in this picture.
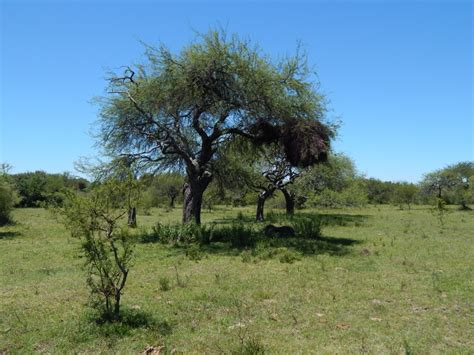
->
[127,207,137,228]
[182,179,210,224]
[167,187,178,209]
[182,139,214,224]
[256,193,265,222]
[256,189,273,221]
[281,188,295,215]
[113,293,121,321]
[169,196,176,209]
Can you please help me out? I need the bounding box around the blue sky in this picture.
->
[1,0,472,182]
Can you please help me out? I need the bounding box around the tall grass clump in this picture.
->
[141,222,257,248]
[142,222,212,244]
[292,217,322,239]
[213,223,257,248]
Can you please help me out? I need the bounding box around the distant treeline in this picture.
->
[3,160,473,211]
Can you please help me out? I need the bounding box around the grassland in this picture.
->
[0,205,473,354]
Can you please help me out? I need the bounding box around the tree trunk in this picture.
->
[281,188,295,215]
[169,196,176,209]
[256,189,273,221]
[127,207,137,228]
[256,194,265,222]
[182,181,208,224]
[113,292,121,321]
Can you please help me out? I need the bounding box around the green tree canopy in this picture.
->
[0,164,20,225]
[420,161,474,209]
[443,161,474,209]
[98,30,333,223]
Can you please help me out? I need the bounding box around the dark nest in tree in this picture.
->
[250,118,331,168]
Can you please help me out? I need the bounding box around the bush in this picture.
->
[0,170,19,225]
[241,250,253,263]
[186,244,204,261]
[13,171,88,208]
[57,178,138,322]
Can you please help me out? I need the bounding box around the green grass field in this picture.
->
[1,205,473,354]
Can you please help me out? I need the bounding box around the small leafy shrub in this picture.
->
[229,299,266,355]
[57,178,138,322]
[241,250,253,263]
[159,277,171,291]
[251,241,268,257]
[431,197,449,228]
[186,244,203,261]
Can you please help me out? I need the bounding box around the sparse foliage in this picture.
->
[57,178,139,321]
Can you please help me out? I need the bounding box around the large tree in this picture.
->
[253,148,299,221]
[213,142,303,220]
[430,161,474,209]
[446,161,474,210]
[98,30,332,224]
[421,169,456,200]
